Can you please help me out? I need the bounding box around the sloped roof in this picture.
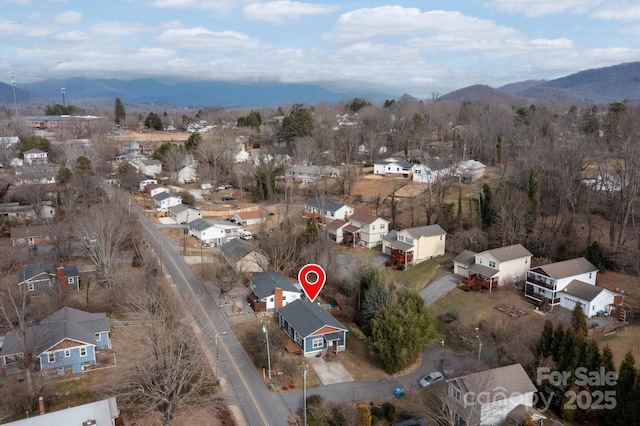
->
[349,211,385,225]
[153,192,172,201]
[306,198,345,212]
[288,165,339,175]
[188,218,214,232]
[563,280,610,302]
[454,249,477,266]
[10,224,61,239]
[403,224,446,238]
[1,307,110,357]
[220,238,266,264]
[382,229,398,242]
[24,148,46,155]
[251,272,299,300]
[18,260,56,282]
[485,244,532,262]
[533,257,598,279]
[4,397,119,426]
[277,299,346,338]
[326,219,348,231]
[235,209,266,220]
[448,364,536,404]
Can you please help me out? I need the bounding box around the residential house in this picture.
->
[582,172,622,192]
[144,183,169,198]
[443,364,537,426]
[412,161,452,184]
[131,159,162,176]
[382,224,447,267]
[232,209,267,226]
[139,176,158,191]
[233,144,250,163]
[153,192,182,210]
[285,165,339,184]
[0,306,111,374]
[23,149,48,165]
[343,211,389,248]
[506,404,548,426]
[249,153,291,167]
[219,238,269,274]
[454,244,533,291]
[9,224,67,248]
[326,219,349,244]
[524,257,621,316]
[248,271,301,312]
[210,220,241,243]
[373,158,414,177]
[456,159,486,182]
[18,261,80,295]
[1,397,120,426]
[115,152,147,163]
[167,204,202,225]
[0,202,55,222]
[178,165,198,184]
[13,165,57,186]
[187,218,225,245]
[304,198,354,224]
[0,136,19,147]
[277,299,348,356]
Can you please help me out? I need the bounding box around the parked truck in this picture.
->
[238,229,252,240]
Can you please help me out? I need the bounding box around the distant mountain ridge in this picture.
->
[1,61,640,108]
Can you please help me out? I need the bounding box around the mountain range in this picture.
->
[1,61,639,109]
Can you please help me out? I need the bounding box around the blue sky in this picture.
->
[1,0,639,98]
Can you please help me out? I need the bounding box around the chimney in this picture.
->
[274,287,283,309]
[38,396,45,415]
[57,266,68,294]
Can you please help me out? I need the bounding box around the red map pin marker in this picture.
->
[298,264,326,302]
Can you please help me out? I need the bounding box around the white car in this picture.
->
[419,371,444,388]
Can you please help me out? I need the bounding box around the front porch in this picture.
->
[342,226,361,247]
[461,273,498,291]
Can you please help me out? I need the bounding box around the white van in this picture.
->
[238,229,252,240]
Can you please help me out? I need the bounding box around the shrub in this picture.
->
[307,394,324,407]
[440,311,459,323]
[382,402,395,421]
[357,404,372,426]
[371,406,384,419]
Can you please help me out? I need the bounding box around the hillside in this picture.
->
[438,84,518,102]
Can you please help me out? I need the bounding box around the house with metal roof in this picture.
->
[454,244,533,291]
[248,271,300,312]
[277,299,347,356]
[382,224,447,267]
[153,191,182,210]
[167,204,201,225]
[3,397,120,426]
[412,160,453,184]
[0,307,111,374]
[187,218,224,245]
[285,165,339,184]
[303,198,354,224]
[373,158,414,177]
[219,238,269,274]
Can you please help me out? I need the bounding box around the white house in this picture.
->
[582,172,622,192]
[285,165,339,184]
[342,211,389,248]
[524,257,621,316]
[153,192,182,210]
[13,166,56,186]
[145,183,170,198]
[412,161,452,184]
[167,204,201,225]
[248,272,301,312]
[233,144,250,163]
[131,159,162,176]
[188,218,225,245]
[178,165,198,184]
[382,224,446,267]
[454,244,533,291]
[232,209,267,226]
[304,198,354,224]
[443,364,538,426]
[373,158,413,177]
[139,177,158,191]
[456,159,486,181]
[23,149,48,165]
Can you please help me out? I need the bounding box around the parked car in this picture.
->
[418,371,444,389]
[440,357,454,377]
[200,183,212,190]
[222,196,236,202]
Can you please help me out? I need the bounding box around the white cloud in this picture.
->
[157,27,268,51]
[54,10,83,25]
[591,5,640,21]
[0,19,22,35]
[3,0,32,5]
[484,0,606,17]
[55,31,87,42]
[90,22,155,38]
[150,0,252,14]
[243,1,339,24]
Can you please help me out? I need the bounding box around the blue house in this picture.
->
[0,307,111,374]
[277,299,347,357]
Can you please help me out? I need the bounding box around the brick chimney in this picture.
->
[57,266,68,294]
[38,396,45,415]
[274,287,283,309]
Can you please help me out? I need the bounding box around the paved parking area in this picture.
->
[307,355,354,385]
[420,273,464,306]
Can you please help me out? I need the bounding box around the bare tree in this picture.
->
[162,144,186,184]
[119,291,222,426]
[257,217,304,274]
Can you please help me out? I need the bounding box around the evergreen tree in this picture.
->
[552,323,565,362]
[608,351,638,425]
[583,339,601,373]
[185,132,201,152]
[570,304,589,340]
[535,320,554,360]
[114,97,126,126]
[586,242,606,272]
[280,105,313,143]
[144,112,163,130]
[478,184,496,228]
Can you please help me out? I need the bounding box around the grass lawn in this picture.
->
[339,325,388,382]
[389,255,454,292]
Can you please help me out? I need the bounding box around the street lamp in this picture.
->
[303,362,308,426]
[262,323,272,379]
[10,71,17,115]
[475,328,483,362]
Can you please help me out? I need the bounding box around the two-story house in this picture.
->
[304,198,354,224]
[382,224,446,267]
[454,244,533,291]
[23,148,48,165]
[524,257,620,316]
[153,192,182,210]
[373,158,413,178]
[442,364,538,426]
[187,218,225,245]
[338,211,389,248]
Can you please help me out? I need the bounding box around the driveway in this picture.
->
[420,273,463,306]
[307,356,354,385]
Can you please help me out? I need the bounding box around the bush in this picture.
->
[307,394,324,407]
[382,402,395,421]
[440,311,459,324]
[357,404,372,426]
[371,406,384,419]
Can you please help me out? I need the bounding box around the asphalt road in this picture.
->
[420,272,463,306]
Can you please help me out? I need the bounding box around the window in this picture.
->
[406,237,414,244]
[312,338,324,349]
[398,235,404,242]
[95,333,101,341]
[28,283,35,291]
[64,349,71,358]
[489,261,496,268]
[48,353,55,363]
[80,347,87,357]
[589,272,592,279]
[380,224,385,229]
[372,225,375,230]
[269,297,274,302]
[439,235,443,240]
[68,277,74,284]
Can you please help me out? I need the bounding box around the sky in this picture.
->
[1,0,639,99]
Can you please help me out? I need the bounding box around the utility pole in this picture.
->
[476,334,482,362]
[303,363,307,426]
[61,87,66,107]
[10,71,17,115]
[262,323,271,379]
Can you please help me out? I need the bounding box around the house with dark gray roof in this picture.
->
[277,299,347,356]
[304,198,354,224]
[524,257,621,316]
[285,165,339,184]
[167,204,201,225]
[453,244,533,291]
[373,158,414,177]
[0,306,111,374]
[220,238,269,274]
[153,191,182,210]
[382,224,446,268]
[248,271,300,312]
[18,261,80,295]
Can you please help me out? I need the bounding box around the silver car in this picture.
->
[419,371,444,388]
